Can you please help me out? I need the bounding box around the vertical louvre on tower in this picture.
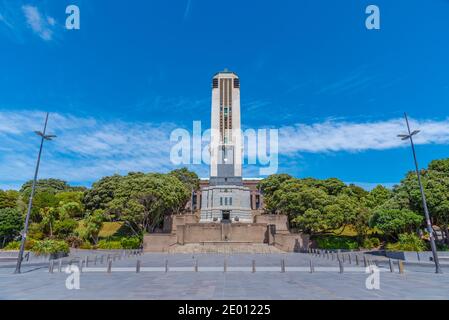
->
[209,70,243,185]
[219,78,233,143]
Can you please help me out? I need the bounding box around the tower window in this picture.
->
[225,197,228,205]
[233,78,240,88]
[213,78,218,88]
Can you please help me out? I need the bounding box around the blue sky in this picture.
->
[1,0,449,190]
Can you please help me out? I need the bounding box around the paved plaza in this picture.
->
[1,251,449,299]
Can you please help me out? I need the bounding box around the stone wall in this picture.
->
[177,223,268,244]
[273,233,309,252]
[254,214,289,233]
[144,213,309,252]
[225,223,267,243]
[143,234,177,252]
[171,214,199,233]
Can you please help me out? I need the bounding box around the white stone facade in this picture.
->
[200,185,252,223]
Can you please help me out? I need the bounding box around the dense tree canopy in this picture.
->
[258,157,449,244]
[108,173,190,234]
[391,158,449,241]
[83,174,123,213]
[0,208,23,246]
[0,190,19,209]
[1,159,448,249]
[262,177,363,236]
[369,208,423,239]
[0,168,198,248]
[20,179,72,197]
[257,174,293,214]
[169,167,200,191]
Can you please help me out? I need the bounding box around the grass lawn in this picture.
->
[330,225,382,237]
[76,221,124,238]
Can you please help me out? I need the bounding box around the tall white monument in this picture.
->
[200,70,252,223]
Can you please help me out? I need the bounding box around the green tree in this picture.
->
[30,192,58,222]
[353,206,372,244]
[369,208,423,240]
[257,174,293,214]
[365,185,392,209]
[83,174,123,214]
[0,208,23,247]
[169,168,200,191]
[344,184,369,200]
[316,178,347,196]
[40,207,59,237]
[0,190,19,209]
[20,179,71,198]
[59,202,84,219]
[108,173,190,234]
[53,218,78,239]
[55,191,84,206]
[80,209,105,244]
[393,159,449,243]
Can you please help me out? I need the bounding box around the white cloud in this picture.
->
[0,111,180,188]
[21,5,55,41]
[278,118,449,154]
[183,0,192,20]
[1,111,449,190]
[0,12,14,29]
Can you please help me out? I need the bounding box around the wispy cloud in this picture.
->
[316,67,378,95]
[183,0,192,20]
[279,118,449,154]
[0,12,13,29]
[1,111,449,189]
[0,111,180,188]
[21,5,55,41]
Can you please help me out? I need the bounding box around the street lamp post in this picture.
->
[398,112,442,274]
[14,112,56,274]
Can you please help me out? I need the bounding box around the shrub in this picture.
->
[362,237,380,249]
[386,233,426,252]
[28,223,44,240]
[4,239,36,250]
[54,219,78,238]
[120,236,141,249]
[79,242,93,249]
[4,241,20,250]
[315,236,358,250]
[25,239,37,250]
[370,237,380,248]
[31,240,70,255]
[66,235,83,248]
[97,240,122,249]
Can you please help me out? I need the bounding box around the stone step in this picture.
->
[166,243,285,254]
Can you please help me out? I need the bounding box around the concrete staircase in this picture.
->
[166,243,285,254]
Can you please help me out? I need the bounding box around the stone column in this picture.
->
[251,192,256,210]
